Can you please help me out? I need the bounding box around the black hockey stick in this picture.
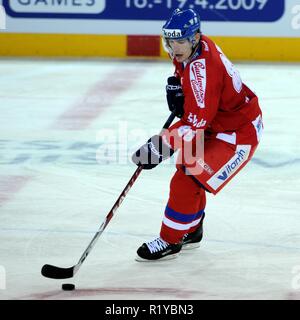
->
[41,111,176,279]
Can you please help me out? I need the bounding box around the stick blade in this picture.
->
[41,264,74,279]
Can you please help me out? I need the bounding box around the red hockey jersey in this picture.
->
[166,35,262,147]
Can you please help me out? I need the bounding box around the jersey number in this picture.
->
[216,45,242,93]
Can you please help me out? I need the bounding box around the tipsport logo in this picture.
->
[2,0,106,17]
[0,5,6,29]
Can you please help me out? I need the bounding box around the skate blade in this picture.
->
[135,253,179,262]
[182,243,200,250]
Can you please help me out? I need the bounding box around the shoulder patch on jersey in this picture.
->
[189,59,206,109]
[201,40,209,52]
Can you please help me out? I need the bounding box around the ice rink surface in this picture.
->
[0,57,299,300]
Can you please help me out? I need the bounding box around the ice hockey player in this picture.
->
[132,8,263,261]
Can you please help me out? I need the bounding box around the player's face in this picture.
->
[168,39,193,63]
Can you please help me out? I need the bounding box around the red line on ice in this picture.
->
[53,68,142,130]
[0,175,31,207]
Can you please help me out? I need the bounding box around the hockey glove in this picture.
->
[132,135,174,170]
[166,76,184,118]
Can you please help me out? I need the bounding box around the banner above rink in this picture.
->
[3,0,284,22]
[1,0,299,37]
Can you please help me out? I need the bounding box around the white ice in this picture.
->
[0,58,300,300]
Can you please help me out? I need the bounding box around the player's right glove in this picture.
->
[132,135,174,170]
[166,76,184,118]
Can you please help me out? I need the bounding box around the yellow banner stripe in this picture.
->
[0,33,127,57]
[1,33,300,61]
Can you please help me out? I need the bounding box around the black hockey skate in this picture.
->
[182,213,205,250]
[136,237,182,261]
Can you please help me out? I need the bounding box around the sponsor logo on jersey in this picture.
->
[197,158,214,175]
[187,112,206,128]
[190,59,206,109]
[163,29,182,38]
[252,114,263,143]
[207,145,251,190]
[201,40,209,52]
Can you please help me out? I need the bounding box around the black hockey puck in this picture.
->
[62,283,75,291]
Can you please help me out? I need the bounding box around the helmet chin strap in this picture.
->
[186,37,202,63]
[185,31,202,59]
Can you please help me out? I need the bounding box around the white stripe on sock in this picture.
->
[163,217,202,231]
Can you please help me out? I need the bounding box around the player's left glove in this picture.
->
[132,135,174,170]
[166,76,184,118]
